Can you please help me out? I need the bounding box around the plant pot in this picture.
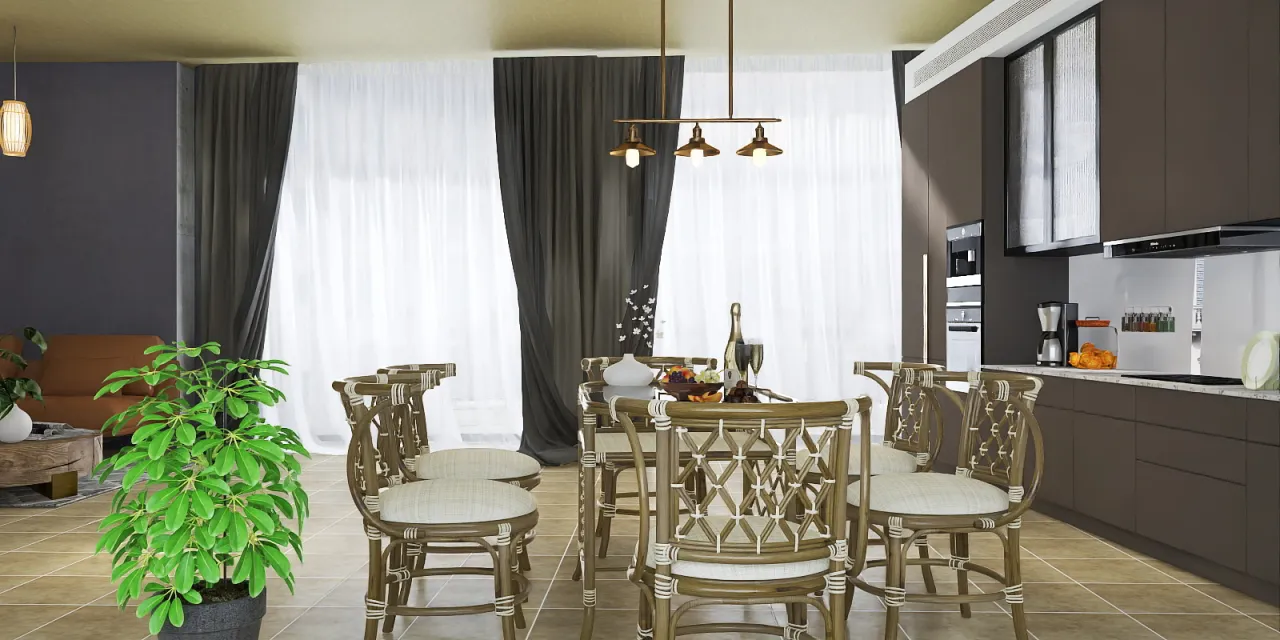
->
[0,405,33,443]
[602,354,655,387]
[159,587,266,640]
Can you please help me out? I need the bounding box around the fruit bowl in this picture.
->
[661,382,723,401]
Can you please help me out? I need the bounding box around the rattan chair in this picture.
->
[609,394,872,640]
[335,374,538,640]
[845,371,1043,640]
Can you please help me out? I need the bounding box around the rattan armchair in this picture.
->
[609,394,873,640]
[335,374,538,640]
[845,371,1044,640]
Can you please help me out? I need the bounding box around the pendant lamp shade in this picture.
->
[674,124,720,159]
[609,124,656,169]
[736,123,783,159]
[1,100,31,157]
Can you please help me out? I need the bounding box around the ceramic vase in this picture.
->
[602,354,654,387]
[0,405,33,443]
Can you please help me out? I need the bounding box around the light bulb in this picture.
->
[625,148,640,168]
[690,148,704,167]
[752,147,767,167]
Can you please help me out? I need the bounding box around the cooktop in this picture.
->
[1121,374,1243,386]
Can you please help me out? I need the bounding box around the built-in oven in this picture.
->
[945,221,983,390]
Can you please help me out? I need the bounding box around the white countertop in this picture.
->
[982,365,1280,402]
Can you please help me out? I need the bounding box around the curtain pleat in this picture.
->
[494,56,684,465]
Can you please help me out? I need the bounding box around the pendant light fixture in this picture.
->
[611,0,781,168]
[2,26,32,158]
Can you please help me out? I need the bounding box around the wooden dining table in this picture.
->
[574,381,795,639]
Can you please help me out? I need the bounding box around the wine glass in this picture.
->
[749,343,764,381]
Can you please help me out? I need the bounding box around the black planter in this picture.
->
[159,588,266,639]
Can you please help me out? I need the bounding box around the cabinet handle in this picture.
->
[922,253,929,363]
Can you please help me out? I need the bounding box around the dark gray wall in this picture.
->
[0,62,189,342]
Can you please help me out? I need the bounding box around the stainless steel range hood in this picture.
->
[1104,225,1280,258]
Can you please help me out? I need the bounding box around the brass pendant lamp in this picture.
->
[2,26,32,158]
[610,0,782,168]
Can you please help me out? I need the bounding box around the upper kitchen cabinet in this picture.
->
[1165,0,1250,233]
[929,64,985,231]
[1099,0,1166,243]
[901,94,929,363]
[1249,0,1280,223]
[1006,11,1100,255]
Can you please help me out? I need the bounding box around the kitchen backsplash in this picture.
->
[1069,252,1280,375]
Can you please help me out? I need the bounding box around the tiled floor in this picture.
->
[0,455,1276,639]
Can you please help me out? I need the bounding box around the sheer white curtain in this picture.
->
[654,55,901,432]
[262,61,522,455]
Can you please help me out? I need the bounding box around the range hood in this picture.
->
[1104,226,1280,258]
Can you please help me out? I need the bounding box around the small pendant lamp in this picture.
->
[673,124,720,168]
[609,124,656,169]
[736,123,782,167]
[2,26,32,158]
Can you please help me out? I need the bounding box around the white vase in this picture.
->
[0,405,33,444]
[602,354,655,387]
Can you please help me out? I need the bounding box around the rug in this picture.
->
[0,468,126,509]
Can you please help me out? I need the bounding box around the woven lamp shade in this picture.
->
[1,100,32,157]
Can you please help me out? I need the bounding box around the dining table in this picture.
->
[574,380,796,640]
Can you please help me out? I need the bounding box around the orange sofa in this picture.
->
[11,335,165,435]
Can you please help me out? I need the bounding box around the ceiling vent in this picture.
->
[905,0,1101,102]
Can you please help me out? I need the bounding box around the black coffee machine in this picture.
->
[1037,302,1078,367]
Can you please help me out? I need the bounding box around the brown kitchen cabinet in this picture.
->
[1249,0,1280,222]
[1035,406,1074,509]
[1099,0,1166,242]
[1165,0,1251,233]
[1136,461,1249,573]
[900,94,929,363]
[1073,413,1136,531]
[1247,443,1280,583]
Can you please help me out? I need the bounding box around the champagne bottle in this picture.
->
[724,303,747,386]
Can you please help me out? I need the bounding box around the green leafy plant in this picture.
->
[93,342,309,635]
[0,327,47,419]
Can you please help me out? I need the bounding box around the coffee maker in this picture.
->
[1037,302,1078,367]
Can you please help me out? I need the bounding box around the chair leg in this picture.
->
[1005,525,1028,640]
[497,538,518,640]
[382,544,403,633]
[915,538,938,595]
[785,602,808,639]
[637,591,653,640]
[882,534,904,640]
[952,533,972,618]
[517,535,532,573]
[364,535,384,640]
[596,466,616,558]
[510,545,527,629]
[653,576,674,640]
[829,579,849,640]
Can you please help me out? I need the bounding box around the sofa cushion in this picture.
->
[21,395,144,434]
[39,356,139,397]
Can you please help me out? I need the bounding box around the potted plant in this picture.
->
[0,327,46,443]
[92,341,309,638]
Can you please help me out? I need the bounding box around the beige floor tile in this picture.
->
[264,577,343,607]
[259,605,308,638]
[1087,583,1237,614]
[50,554,115,576]
[0,533,51,552]
[0,552,90,576]
[1015,521,1092,539]
[0,575,34,594]
[1018,538,1132,559]
[0,575,116,605]
[0,516,100,534]
[1257,615,1280,631]
[21,533,104,553]
[273,606,412,639]
[1127,555,1212,582]
[285,553,368,579]
[398,613,516,639]
[1024,612,1161,639]
[316,574,447,608]
[21,605,148,640]
[1135,614,1280,639]
[896,611,1025,639]
[528,491,577,506]
[0,604,77,640]
[1188,584,1280,615]
[965,558,1071,584]
[44,501,113,517]
[1002,583,1117,613]
[301,533,377,555]
[1045,559,1180,584]
[526,536,575,556]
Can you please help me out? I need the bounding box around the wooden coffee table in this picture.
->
[0,425,103,499]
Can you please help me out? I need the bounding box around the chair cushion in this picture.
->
[380,479,538,525]
[414,448,541,481]
[847,473,1010,516]
[798,443,920,475]
[640,518,831,581]
[39,356,138,396]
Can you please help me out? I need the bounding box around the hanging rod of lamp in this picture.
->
[2,25,33,158]
[609,0,782,168]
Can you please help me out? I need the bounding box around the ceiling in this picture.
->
[0,0,991,63]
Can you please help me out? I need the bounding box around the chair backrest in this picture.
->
[377,364,459,459]
[609,396,870,574]
[934,371,1043,496]
[581,356,718,382]
[333,373,441,507]
[853,362,943,468]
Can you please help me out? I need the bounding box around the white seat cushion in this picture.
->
[640,517,831,581]
[847,473,1009,516]
[798,444,920,476]
[380,479,538,525]
[414,448,541,481]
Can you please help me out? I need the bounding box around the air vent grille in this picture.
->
[913,0,1053,88]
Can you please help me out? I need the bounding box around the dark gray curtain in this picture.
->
[892,51,922,135]
[494,56,684,464]
[193,64,298,361]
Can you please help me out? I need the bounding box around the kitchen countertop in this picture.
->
[982,365,1280,402]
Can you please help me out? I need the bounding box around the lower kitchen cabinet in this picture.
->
[1247,443,1280,583]
[1073,413,1135,530]
[1035,406,1074,509]
[1136,461,1248,573]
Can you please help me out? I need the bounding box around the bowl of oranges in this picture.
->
[661,366,723,402]
[1069,342,1117,370]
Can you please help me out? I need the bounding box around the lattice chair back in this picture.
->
[939,371,1044,496]
[581,356,719,382]
[853,362,943,469]
[609,396,870,583]
[377,364,458,468]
